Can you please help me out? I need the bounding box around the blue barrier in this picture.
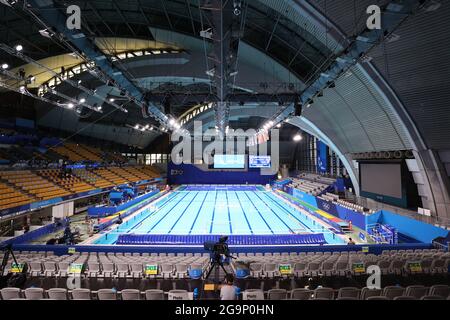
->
[88,190,159,218]
[168,162,275,185]
[369,210,448,243]
[116,233,327,246]
[0,223,63,246]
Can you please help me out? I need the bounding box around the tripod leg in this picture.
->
[204,262,216,280]
[219,263,229,276]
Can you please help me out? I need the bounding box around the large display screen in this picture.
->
[249,155,271,168]
[360,163,402,198]
[213,154,245,169]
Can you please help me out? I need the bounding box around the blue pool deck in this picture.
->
[92,186,346,245]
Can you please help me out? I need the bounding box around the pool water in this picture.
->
[93,187,345,245]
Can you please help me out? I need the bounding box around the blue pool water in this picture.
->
[94,187,345,245]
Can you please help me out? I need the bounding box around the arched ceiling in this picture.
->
[0,0,449,219]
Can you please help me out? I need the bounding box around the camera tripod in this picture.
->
[204,253,230,281]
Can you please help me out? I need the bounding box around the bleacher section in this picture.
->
[321,192,374,214]
[0,166,161,211]
[0,182,35,209]
[288,178,330,196]
[1,249,448,300]
[38,169,95,194]
[0,170,70,204]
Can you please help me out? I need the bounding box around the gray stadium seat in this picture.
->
[116,263,129,278]
[429,285,450,298]
[393,296,416,300]
[29,262,42,277]
[382,286,405,299]
[43,261,57,277]
[161,264,174,279]
[290,288,312,300]
[293,262,308,277]
[421,295,445,300]
[130,263,143,278]
[24,287,44,300]
[405,285,428,299]
[267,289,287,300]
[361,287,382,300]
[175,263,188,279]
[242,289,264,300]
[145,289,165,300]
[249,263,263,278]
[97,289,117,300]
[367,296,389,300]
[263,263,279,278]
[314,287,334,300]
[0,287,21,300]
[102,262,115,278]
[337,287,360,299]
[168,290,189,300]
[71,288,92,300]
[121,289,141,300]
[47,288,68,300]
[87,262,101,277]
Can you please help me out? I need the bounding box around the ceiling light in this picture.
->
[1,63,8,69]
[109,98,115,102]
[135,125,139,129]
[293,134,303,142]
[79,98,86,104]
[169,119,176,126]
[15,44,23,52]
[276,123,281,128]
[19,85,26,93]
[67,103,74,109]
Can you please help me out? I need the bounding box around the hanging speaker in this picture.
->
[294,95,302,116]
[163,96,171,114]
[141,103,149,118]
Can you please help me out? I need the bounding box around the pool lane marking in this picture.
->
[265,192,316,232]
[235,191,253,234]
[188,192,209,234]
[225,191,232,234]
[209,190,218,234]
[146,191,196,233]
[242,191,274,234]
[167,192,201,234]
[129,191,190,233]
[125,192,180,232]
[252,191,295,233]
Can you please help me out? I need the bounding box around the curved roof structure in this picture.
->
[0,0,448,220]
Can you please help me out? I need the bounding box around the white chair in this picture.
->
[242,289,264,300]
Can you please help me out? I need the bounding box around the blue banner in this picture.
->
[316,197,339,216]
[317,140,328,173]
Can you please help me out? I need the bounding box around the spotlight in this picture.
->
[67,103,74,109]
[97,106,102,111]
[269,121,274,126]
[79,98,86,104]
[1,63,8,69]
[293,133,303,142]
[15,44,23,52]
[109,98,115,102]
[233,0,241,15]
[19,85,26,93]
[169,118,175,126]
[276,123,281,128]
[145,124,149,129]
